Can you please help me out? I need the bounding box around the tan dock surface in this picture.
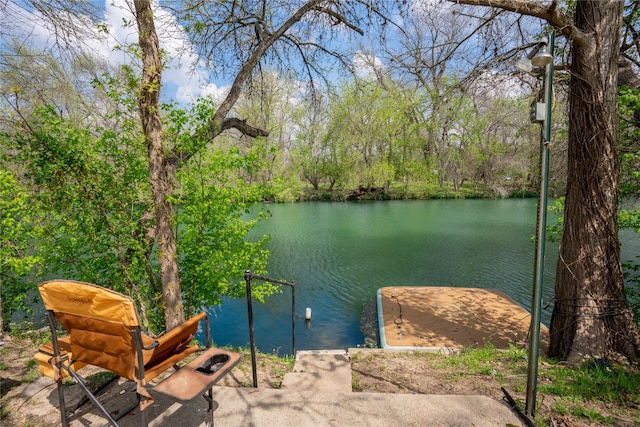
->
[378,286,548,350]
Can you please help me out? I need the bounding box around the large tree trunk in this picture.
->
[548,0,640,361]
[451,0,640,361]
[133,0,184,331]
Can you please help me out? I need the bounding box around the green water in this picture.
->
[208,198,565,353]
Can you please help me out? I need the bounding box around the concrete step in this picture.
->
[281,350,352,392]
[104,387,524,426]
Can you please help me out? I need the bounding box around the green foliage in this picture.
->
[301,74,538,198]
[428,343,640,425]
[3,87,272,329]
[8,321,51,346]
[437,342,500,376]
[166,98,274,315]
[618,86,640,197]
[620,209,640,232]
[9,104,153,296]
[0,170,42,330]
[545,197,565,243]
[616,86,640,326]
[267,176,307,202]
[289,92,332,191]
[324,79,427,192]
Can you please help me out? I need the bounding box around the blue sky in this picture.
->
[2,0,230,104]
[1,1,454,103]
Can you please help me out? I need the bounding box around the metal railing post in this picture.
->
[244,270,258,388]
[243,270,296,388]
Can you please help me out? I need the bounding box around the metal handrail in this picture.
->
[243,270,296,388]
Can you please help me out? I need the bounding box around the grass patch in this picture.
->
[352,372,362,391]
[435,343,501,374]
[85,371,117,390]
[0,403,10,420]
[438,344,640,426]
[539,359,640,402]
[9,321,52,346]
[225,346,295,388]
[21,359,40,383]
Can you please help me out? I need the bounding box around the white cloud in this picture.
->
[5,0,220,104]
[177,80,230,105]
[470,70,528,99]
[99,0,222,104]
[352,51,386,80]
[409,0,455,17]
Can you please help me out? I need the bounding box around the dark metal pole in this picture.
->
[244,270,258,388]
[291,284,296,355]
[526,30,554,418]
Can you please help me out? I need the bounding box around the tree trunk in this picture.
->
[548,0,640,361]
[133,0,184,331]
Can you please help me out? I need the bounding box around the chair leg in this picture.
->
[56,380,69,427]
[203,387,218,427]
[61,365,120,426]
[138,393,148,427]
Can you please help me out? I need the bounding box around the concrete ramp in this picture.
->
[281,350,352,392]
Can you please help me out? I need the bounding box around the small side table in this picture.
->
[152,347,241,426]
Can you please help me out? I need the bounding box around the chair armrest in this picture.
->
[144,341,159,350]
[35,338,87,379]
[142,312,207,375]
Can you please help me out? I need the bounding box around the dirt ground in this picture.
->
[1,335,637,427]
[351,349,576,427]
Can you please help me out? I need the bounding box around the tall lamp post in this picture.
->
[517,30,555,418]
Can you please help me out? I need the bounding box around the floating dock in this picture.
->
[377,286,548,351]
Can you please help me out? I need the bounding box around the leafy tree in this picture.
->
[0,170,41,334]
[1,56,273,333]
[382,3,511,189]
[233,70,301,187]
[166,98,275,316]
[450,91,536,195]
[325,78,423,194]
[5,102,158,328]
[5,0,388,330]
[290,91,331,191]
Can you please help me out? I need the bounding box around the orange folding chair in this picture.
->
[35,280,240,426]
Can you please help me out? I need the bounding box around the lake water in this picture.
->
[205,198,567,354]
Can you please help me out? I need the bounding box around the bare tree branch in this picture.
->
[314,6,365,35]
[450,0,585,46]
[217,117,270,138]
[170,0,382,167]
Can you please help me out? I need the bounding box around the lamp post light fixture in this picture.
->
[517,31,555,419]
[516,36,553,72]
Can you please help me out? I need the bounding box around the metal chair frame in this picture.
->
[36,280,236,427]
